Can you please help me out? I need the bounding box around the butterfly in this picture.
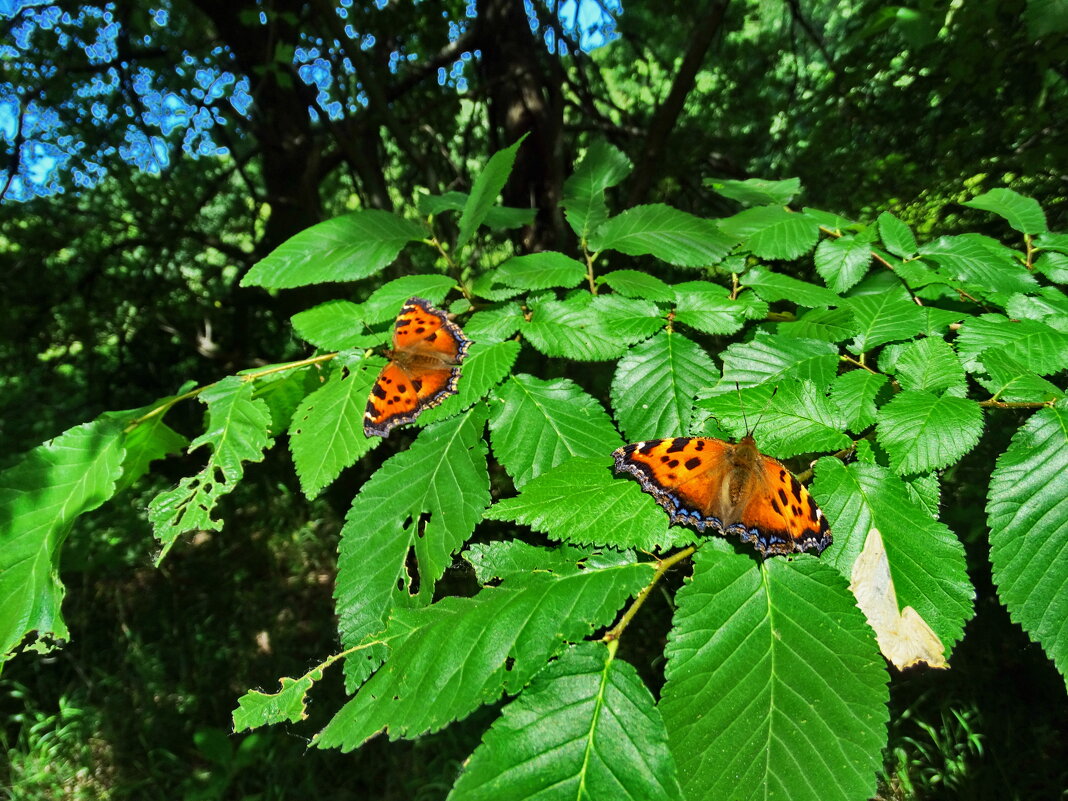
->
[612,435,832,557]
[363,297,472,438]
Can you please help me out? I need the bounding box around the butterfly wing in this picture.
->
[728,453,832,556]
[612,438,734,532]
[364,297,471,437]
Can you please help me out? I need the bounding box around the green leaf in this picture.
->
[811,459,974,650]
[492,252,587,290]
[802,207,857,231]
[831,370,889,432]
[589,204,734,267]
[1034,250,1068,282]
[291,301,384,351]
[719,206,820,260]
[919,305,968,335]
[877,212,918,257]
[463,541,635,584]
[590,294,665,342]
[562,140,632,240]
[975,351,1065,403]
[987,402,1068,683]
[892,337,967,395]
[113,406,189,493]
[920,234,1038,295]
[489,374,624,489]
[0,418,125,660]
[660,542,889,801]
[697,379,851,458]
[252,368,316,437]
[417,340,521,426]
[610,331,719,441]
[964,188,1048,235]
[844,293,925,353]
[361,275,458,322]
[457,136,527,249]
[522,295,627,361]
[242,211,426,289]
[288,357,380,499]
[1007,287,1068,329]
[448,642,683,801]
[464,302,525,343]
[720,333,840,389]
[486,456,682,552]
[315,561,654,750]
[743,266,842,307]
[956,313,1068,375]
[334,406,490,687]
[233,668,323,732]
[876,392,983,474]
[706,176,801,206]
[148,378,274,563]
[672,281,766,335]
[418,190,534,230]
[1026,0,1068,37]
[814,236,874,293]
[776,307,858,343]
[598,270,675,301]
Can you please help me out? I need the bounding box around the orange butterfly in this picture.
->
[363,297,472,438]
[613,435,832,557]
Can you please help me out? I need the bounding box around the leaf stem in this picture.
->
[603,546,696,643]
[839,353,879,374]
[584,245,599,295]
[979,398,1056,409]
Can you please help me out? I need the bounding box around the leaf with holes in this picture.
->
[659,541,889,801]
[463,540,635,584]
[316,560,654,750]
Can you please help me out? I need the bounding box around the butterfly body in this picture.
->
[363,297,471,438]
[613,435,831,557]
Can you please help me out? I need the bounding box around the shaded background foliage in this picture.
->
[2,0,1067,798]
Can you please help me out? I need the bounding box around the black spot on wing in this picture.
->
[666,438,689,453]
[685,457,701,470]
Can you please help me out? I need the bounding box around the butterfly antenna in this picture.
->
[750,386,779,437]
[734,382,751,435]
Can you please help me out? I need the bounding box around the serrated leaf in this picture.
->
[831,370,889,432]
[590,294,665,343]
[492,252,587,290]
[964,188,1048,235]
[814,236,873,293]
[589,204,734,267]
[291,300,385,351]
[920,234,1038,295]
[743,266,842,307]
[233,668,323,732]
[1034,250,1068,282]
[876,392,983,474]
[148,378,274,562]
[598,270,675,301]
[720,333,839,389]
[811,459,974,650]
[334,406,491,688]
[672,281,766,335]
[316,561,654,750]
[418,190,534,230]
[458,136,527,249]
[987,402,1068,683]
[242,211,425,289]
[562,140,632,240]
[956,313,1068,375]
[523,295,627,361]
[719,206,820,260]
[113,407,189,493]
[463,541,635,584]
[697,379,851,458]
[845,293,925,353]
[777,307,858,342]
[289,357,380,499]
[486,456,681,552]
[919,305,968,335]
[706,176,801,206]
[0,418,125,660]
[610,331,719,441]
[803,207,857,230]
[465,301,525,342]
[417,340,521,426]
[252,368,315,437]
[361,275,458,322]
[449,642,682,801]
[893,337,967,395]
[660,541,889,801]
[976,351,1065,403]
[489,374,623,489]
[877,212,918,257]
[903,472,941,519]
[1007,287,1068,329]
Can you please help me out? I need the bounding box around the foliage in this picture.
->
[4,134,1067,800]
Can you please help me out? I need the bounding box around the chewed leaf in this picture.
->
[849,528,947,670]
[233,667,324,732]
